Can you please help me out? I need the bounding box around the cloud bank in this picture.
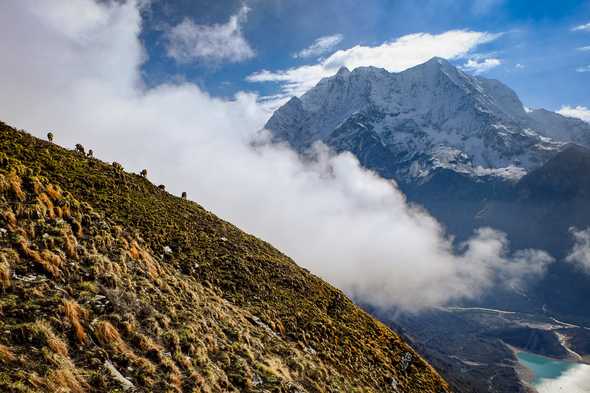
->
[566,228,590,274]
[0,0,553,311]
[537,363,590,393]
[293,34,344,59]
[558,106,590,122]
[165,5,254,64]
[247,30,501,109]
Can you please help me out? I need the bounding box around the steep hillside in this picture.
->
[0,122,449,392]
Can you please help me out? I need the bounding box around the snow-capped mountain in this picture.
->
[265,57,590,183]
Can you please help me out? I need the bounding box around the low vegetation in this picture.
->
[0,122,449,392]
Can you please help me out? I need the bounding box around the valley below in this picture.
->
[373,306,590,393]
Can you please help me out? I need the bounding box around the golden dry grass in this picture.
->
[46,366,87,393]
[45,183,62,200]
[35,321,69,357]
[0,255,10,289]
[7,170,25,201]
[17,238,63,277]
[94,321,122,348]
[63,300,88,345]
[94,321,155,374]
[0,344,16,363]
[61,227,78,259]
[3,209,16,228]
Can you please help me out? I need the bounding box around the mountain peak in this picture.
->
[265,55,585,183]
[419,56,462,75]
[336,66,351,76]
[425,56,451,65]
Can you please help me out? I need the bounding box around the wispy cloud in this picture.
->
[577,46,590,51]
[461,57,502,74]
[248,30,501,109]
[572,22,590,32]
[558,105,590,122]
[165,5,254,64]
[576,65,590,73]
[294,34,343,59]
[566,228,590,274]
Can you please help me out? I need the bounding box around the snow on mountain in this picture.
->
[527,108,590,147]
[265,57,590,183]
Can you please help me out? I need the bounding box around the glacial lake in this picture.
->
[516,351,590,393]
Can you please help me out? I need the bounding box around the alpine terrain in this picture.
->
[265,57,590,393]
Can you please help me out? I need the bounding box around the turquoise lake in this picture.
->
[516,351,575,385]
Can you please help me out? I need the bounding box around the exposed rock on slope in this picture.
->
[0,122,449,392]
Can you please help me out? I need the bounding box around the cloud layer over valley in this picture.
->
[0,0,554,311]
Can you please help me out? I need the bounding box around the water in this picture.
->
[516,351,590,393]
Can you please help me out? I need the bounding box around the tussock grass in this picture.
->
[34,321,69,357]
[0,344,16,363]
[46,365,88,393]
[7,170,25,201]
[63,300,88,345]
[0,253,11,289]
[17,238,63,277]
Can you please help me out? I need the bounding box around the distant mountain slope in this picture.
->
[480,144,590,257]
[0,122,449,392]
[528,109,590,148]
[265,57,590,184]
[479,145,590,318]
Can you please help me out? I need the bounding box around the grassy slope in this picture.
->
[0,122,449,392]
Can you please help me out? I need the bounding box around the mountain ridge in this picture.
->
[265,57,590,184]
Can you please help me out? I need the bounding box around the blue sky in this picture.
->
[138,0,590,113]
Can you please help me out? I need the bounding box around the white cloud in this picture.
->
[461,57,502,74]
[577,46,590,51]
[557,106,590,122]
[572,22,590,32]
[165,5,254,64]
[566,228,590,274]
[576,65,590,73]
[247,30,501,109]
[294,34,343,59]
[0,0,553,311]
[515,63,525,69]
[537,363,590,393]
